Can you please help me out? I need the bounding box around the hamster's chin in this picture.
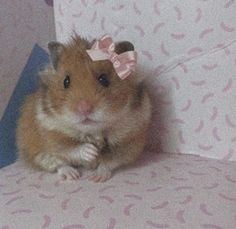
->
[75,123,103,134]
[76,118,105,131]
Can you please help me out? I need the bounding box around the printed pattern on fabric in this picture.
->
[54,0,236,160]
[0,152,236,229]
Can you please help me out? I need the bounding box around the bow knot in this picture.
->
[86,34,137,80]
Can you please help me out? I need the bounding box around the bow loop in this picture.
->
[92,34,115,52]
[86,34,137,80]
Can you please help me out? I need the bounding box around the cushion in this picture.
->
[0,44,49,168]
[0,152,236,228]
[53,0,236,161]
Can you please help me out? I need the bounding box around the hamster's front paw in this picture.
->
[57,165,80,180]
[89,163,112,182]
[78,143,98,162]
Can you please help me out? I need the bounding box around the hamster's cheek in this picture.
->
[109,92,129,111]
[93,104,124,124]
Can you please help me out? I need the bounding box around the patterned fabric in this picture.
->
[54,0,236,160]
[0,152,236,229]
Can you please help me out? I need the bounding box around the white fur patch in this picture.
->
[36,99,88,138]
[34,153,64,172]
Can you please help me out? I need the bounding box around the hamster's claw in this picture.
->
[89,163,112,182]
[57,165,80,180]
[78,143,98,162]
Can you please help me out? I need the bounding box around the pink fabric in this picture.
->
[1,152,236,229]
[86,34,137,80]
[54,0,236,161]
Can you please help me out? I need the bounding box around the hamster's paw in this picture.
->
[89,163,112,182]
[78,143,98,162]
[57,165,80,180]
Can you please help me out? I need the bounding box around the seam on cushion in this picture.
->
[156,39,236,77]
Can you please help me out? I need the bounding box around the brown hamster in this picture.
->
[16,35,152,182]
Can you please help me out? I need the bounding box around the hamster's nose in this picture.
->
[77,100,94,116]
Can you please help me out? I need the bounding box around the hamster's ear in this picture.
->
[115,41,134,54]
[48,41,64,69]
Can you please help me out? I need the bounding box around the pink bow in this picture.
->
[86,34,137,80]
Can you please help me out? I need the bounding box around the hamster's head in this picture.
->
[39,35,138,133]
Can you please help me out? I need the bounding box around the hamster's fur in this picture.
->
[16,35,152,182]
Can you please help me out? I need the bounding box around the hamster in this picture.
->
[16,35,152,182]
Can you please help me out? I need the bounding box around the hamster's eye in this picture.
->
[97,74,110,88]
[64,74,70,89]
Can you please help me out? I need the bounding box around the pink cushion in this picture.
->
[1,152,236,228]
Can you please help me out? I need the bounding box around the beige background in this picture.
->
[0,0,55,118]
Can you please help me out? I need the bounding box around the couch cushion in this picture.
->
[1,152,236,229]
[53,0,236,161]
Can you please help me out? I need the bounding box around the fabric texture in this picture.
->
[54,0,236,161]
[0,45,49,168]
[0,152,236,229]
